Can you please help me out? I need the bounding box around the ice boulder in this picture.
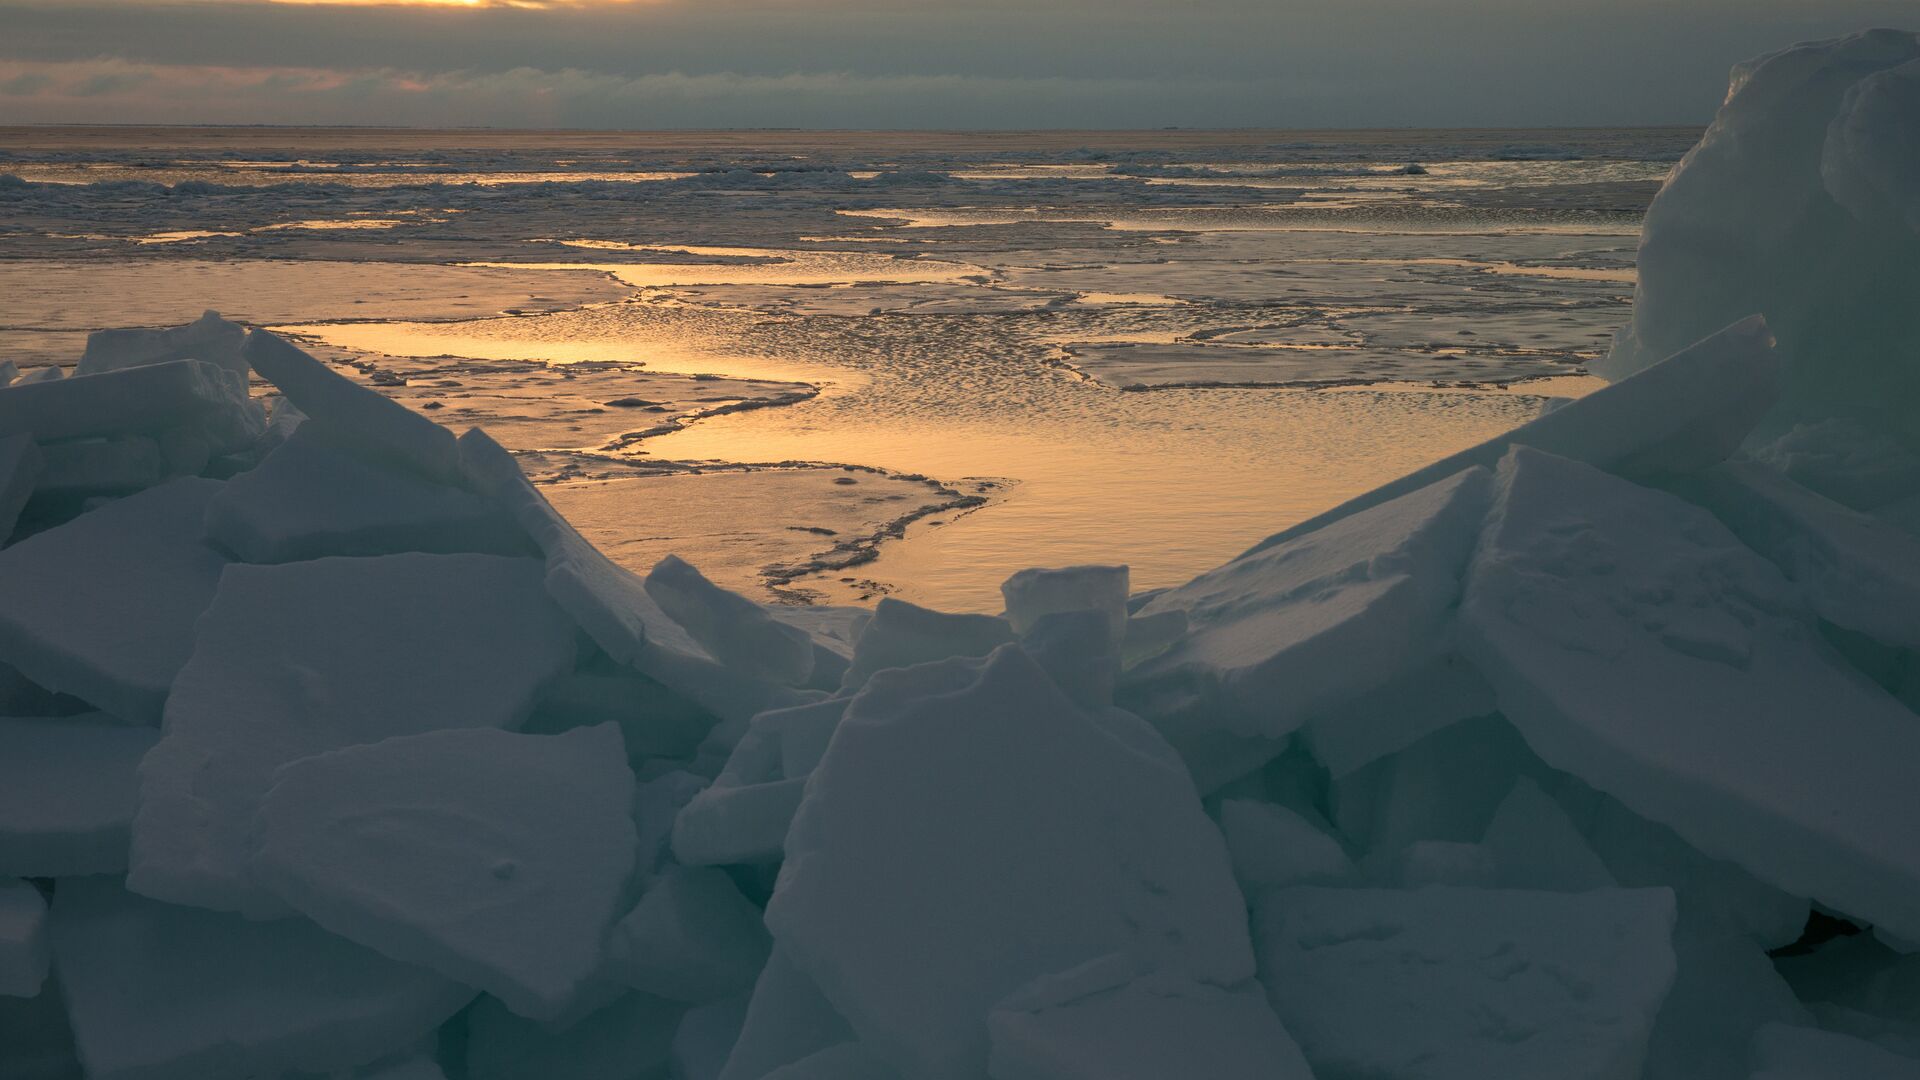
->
[839,596,1015,691]
[604,865,771,1004]
[250,723,637,1021]
[1254,885,1678,1080]
[0,477,229,724]
[130,552,577,917]
[1125,464,1491,740]
[77,311,247,379]
[1602,31,1920,427]
[1250,315,1779,552]
[765,646,1254,1080]
[0,878,47,998]
[205,422,531,563]
[999,564,1129,640]
[1749,1023,1920,1079]
[244,329,463,484]
[0,432,42,539]
[646,554,815,686]
[0,715,156,877]
[1461,446,1920,940]
[0,359,261,451]
[49,877,469,1080]
[986,954,1311,1080]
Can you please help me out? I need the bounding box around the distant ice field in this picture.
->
[0,127,1697,608]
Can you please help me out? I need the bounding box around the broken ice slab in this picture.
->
[1693,460,1920,651]
[77,311,247,380]
[1000,564,1129,641]
[244,329,464,485]
[1461,446,1920,940]
[718,947,854,1080]
[204,422,532,563]
[0,477,229,725]
[0,715,155,877]
[1255,885,1678,1080]
[1125,465,1491,740]
[34,435,163,497]
[987,954,1312,1080]
[464,991,681,1080]
[0,878,47,998]
[765,647,1253,1080]
[646,554,816,686]
[460,428,816,723]
[1748,1023,1920,1079]
[838,596,1015,691]
[1295,653,1497,778]
[252,724,637,1022]
[1217,799,1356,893]
[1479,777,1616,892]
[0,433,39,542]
[130,552,577,917]
[49,877,470,1080]
[0,359,261,450]
[1244,314,1778,554]
[604,865,772,1004]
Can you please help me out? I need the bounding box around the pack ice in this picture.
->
[2,28,1920,1080]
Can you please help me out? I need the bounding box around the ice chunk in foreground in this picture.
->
[244,329,463,484]
[0,715,155,877]
[204,423,530,563]
[1000,564,1129,640]
[1126,465,1491,739]
[50,878,468,1080]
[1750,1023,1920,1079]
[35,435,163,497]
[1255,885,1678,1080]
[987,954,1311,1080]
[251,724,637,1021]
[1462,446,1920,939]
[647,555,815,686]
[1480,778,1616,892]
[78,311,247,380]
[766,646,1253,1080]
[0,433,42,539]
[1696,460,1920,650]
[718,947,854,1080]
[0,879,47,998]
[606,864,771,1004]
[1249,316,1778,552]
[839,596,1015,690]
[0,359,261,450]
[131,552,576,916]
[0,478,228,724]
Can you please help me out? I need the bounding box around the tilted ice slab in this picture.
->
[1695,460,1920,650]
[460,428,815,723]
[245,329,464,485]
[0,477,229,725]
[50,877,469,1080]
[0,359,261,450]
[645,555,815,686]
[130,552,577,917]
[1255,885,1678,1080]
[0,716,155,877]
[204,422,530,563]
[1125,464,1491,739]
[987,954,1312,1080]
[1245,314,1778,554]
[766,646,1256,1080]
[604,864,772,1004]
[78,310,247,380]
[1460,446,1920,940]
[251,724,638,1022]
[0,433,41,541]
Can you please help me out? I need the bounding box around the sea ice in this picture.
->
[838,596,1015,690]
[77,311,247,379]
[999,564,1129,640]
[1126,465,1491,739]
[1295,654,1497,778]
[1461,446,1920,939]
[0,477,228,725]
[0,432,39,539]
[760,1042,897,1080]
[0,878,47,998]
[204,422,531,563]
[604,865,772,1004]
[1749,1023,1920,1079]
[647,554,816,686]
[0,715,156,877]
[1479,777,1616,892]
[34,435,163,496]
[250,723,637,1021]
[1216,798,1355,893]
[50,877,469,1080]
[765,646,1253,1080]
[130,552,577,916]
[0,359,261,450]
[1255,885,1678,1080]
[717,947,855,1080]
[464,992,681,1080]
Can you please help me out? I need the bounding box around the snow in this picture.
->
[130,552,577,917]
[50,877,470,1080]
[204,422,531,563]
[1749,1023,1920,1079]
[77,310,247,380]
[0,477,229,725]
[646,554,816,686]
[604,865,772,1004]
[0,715,155,877]
[0,878,47,998]
[987,954,1312,1080]
[1461,446,1920,940]
[765,646,1254,1080]
[1254,885,1679,1080]
[244,329,464,485]
[250,723,636,1021]
[1126,464,1491,739]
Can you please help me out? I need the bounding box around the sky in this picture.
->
[2,0,1918,129]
